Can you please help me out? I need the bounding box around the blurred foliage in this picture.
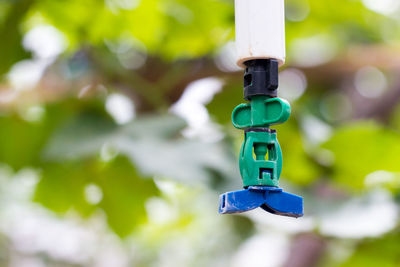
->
[340,232,400,267]
[35,156,159,236]
[43,110,238,186]
[0,0,32,75]
[0,0,400,266]
[323,122,400,190]
[29,0,234,59]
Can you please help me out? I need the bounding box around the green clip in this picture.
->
[232,96,291,129]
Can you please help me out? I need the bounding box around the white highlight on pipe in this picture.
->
[235,0,286,68]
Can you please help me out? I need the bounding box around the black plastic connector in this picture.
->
[244,128,276,133]
[243,59,279,100]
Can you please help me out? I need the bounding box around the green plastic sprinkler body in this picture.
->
[218,59,303,217]
[233,95,290,187]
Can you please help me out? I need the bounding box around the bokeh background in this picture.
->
[1,0,400,266]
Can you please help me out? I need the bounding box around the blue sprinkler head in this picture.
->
[219,186,303,218]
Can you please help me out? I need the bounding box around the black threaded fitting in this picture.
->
[243,59,279,100]
[244,128,277,133]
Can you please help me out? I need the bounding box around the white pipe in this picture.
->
[235,0,286,68]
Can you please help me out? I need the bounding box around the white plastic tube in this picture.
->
[235,0,286,68]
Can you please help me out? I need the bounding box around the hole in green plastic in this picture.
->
[259,168,273,180]
[253,143,268,160]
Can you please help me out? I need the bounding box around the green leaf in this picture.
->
[32,0,234,60]
[35,156,159,237]
[322,121,400,190]
[206,81,243,126]
[34,160,93,215]
[0,0,33,77]
[43,113,239,187]
[0,114,50,169]
[339,233,400,267]
[0,99,108,169]
[276,119,321,185]
[96,156,159,237]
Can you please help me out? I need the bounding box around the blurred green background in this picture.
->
[1,0,400,266]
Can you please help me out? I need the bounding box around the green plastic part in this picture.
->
[231,96,291,129]
[239,131,282,187]
[232,95,291,187]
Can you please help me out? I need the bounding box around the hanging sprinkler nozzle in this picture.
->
[218,0,303,217]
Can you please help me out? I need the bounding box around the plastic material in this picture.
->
[219,186,303,217]
[232,96,291,129]
[235,0,286,68]
[239,130,282,187]
[244,59,279,99]
[219,57,303,217]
